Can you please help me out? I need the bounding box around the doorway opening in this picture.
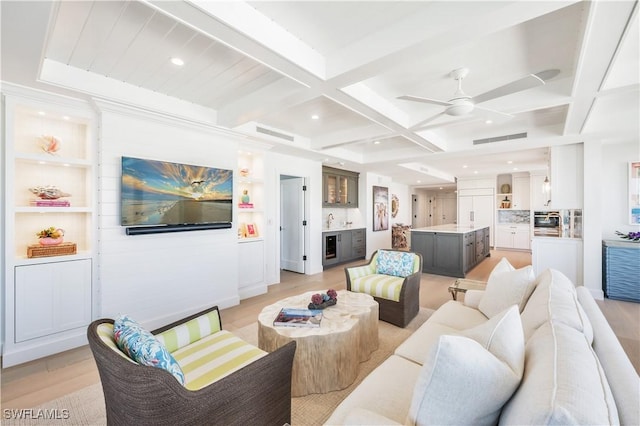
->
[280,175,306,274]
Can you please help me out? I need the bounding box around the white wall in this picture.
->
[601,140,640,237]
[389,181,411,226]
[270,152,324,279]
[365,172,393,257]
[583,138,639,299]
[97,103,243,329]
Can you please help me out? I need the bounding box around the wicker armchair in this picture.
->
[345,249,422,328]
[87,306,296,426]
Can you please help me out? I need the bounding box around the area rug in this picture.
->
[4,308,434,426]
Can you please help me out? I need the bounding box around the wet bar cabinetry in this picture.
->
[322,228,366,268]
[2,85,96,367]
[323,166,359,207]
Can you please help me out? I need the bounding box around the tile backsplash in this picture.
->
[498,210,531,224]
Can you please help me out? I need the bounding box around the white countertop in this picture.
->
[411,224,489,234]
[322,227,365,232]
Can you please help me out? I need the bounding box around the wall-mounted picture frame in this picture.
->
[373,186,389,231]
[629,161,640,225]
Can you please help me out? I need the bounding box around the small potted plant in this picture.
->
[37,227,64,246]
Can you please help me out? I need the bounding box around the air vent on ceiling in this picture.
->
[473,132,527,145]
[256,126,295,142]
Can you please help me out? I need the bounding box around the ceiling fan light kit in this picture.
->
[400,67,552,129]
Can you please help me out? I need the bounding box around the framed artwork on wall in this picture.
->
[629,161,640,225]
[373,186,389,231]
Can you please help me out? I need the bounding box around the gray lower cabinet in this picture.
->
[322,228,366,268]
[412,227,490,277]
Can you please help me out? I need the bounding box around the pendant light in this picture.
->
[543,176,551,193]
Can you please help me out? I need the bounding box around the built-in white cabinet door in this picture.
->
[532,238,583,285]
[496,226,514,248]
[550,144,583,209]
[512,176,530,210]
[530,174,550,210]
[238,239,265,299]
[15,259,92,343]
[513,228,531,250]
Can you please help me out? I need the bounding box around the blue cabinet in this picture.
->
[602,240,640,302]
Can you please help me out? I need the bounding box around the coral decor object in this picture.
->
[308,289,338,310]
[40,135,61,154]
[29,185,71,200]
[37,227,64,246]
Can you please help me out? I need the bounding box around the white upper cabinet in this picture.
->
[549,144,584,209]
[512,175,530,210]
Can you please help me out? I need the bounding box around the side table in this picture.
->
[448,278,487,301]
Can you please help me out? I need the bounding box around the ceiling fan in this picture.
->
[398,68,555,130]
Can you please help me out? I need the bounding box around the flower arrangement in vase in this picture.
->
[37,227,64,245]
[615,231,640,242]
[308,289,338,310]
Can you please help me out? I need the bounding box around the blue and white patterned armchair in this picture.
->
[345,249,423,327]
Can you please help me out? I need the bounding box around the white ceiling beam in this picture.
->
[564,0,637,135]
[325,1,580,87]
[184,0,326,79]
[146,0,319,87]
[310,124,393,150]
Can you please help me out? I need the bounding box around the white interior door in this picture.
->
[280,177,305,273]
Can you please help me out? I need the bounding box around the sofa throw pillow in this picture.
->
[406,305,525,426]
[376,250,415,277]
[113,315,185,385]
[478,258,536,318]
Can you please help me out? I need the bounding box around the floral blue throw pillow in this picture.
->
[376,250,415,277]
[113,315,185,385]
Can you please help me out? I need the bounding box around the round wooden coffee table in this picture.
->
[258,290,379,396]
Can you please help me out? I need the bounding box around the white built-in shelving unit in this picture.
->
[2,85,97,366]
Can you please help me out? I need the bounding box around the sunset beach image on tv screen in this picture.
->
[121,157,233,226]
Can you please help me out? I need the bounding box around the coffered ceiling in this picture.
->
[1,0,638,188]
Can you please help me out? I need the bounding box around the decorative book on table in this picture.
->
[273,308,323,328]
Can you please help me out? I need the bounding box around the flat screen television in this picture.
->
[121,156,233,234]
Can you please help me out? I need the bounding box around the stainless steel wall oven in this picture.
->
[533,211,561,236]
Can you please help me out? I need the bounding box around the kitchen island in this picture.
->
[411,225,490,277]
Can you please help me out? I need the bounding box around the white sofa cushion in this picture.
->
[520,269,593,342]
[324,354,422,425]
[407,306,524,426]
[499,321,619,425]
[395,300,489,365]
[478,258,536,318]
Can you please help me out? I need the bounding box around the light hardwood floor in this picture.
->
[2,249,638,411]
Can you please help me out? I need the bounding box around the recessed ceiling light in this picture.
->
[170,57,184,66]
[507,160,513,164]
[513,167,519,171]
[373,140,381,145]
[311,114,320,120]
[417,180,422,183]
[38,111,45,116]
[473,170,479,174]
[485,119,493,124]
[62,116,70,120]
[462,164,468,169]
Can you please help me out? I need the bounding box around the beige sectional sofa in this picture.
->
[326,259,640,425]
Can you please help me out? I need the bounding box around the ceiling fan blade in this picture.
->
[472,74,545,104]
[397,95,451,107]
[474,106,513,122]
[410,112,446,130]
